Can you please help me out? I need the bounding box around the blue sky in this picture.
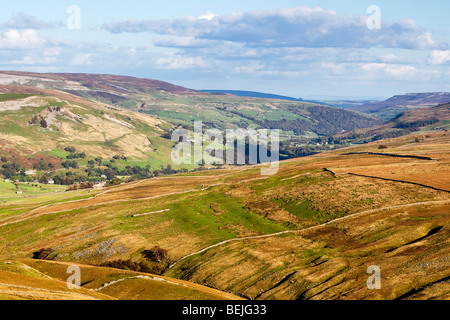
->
[0,1,449,99]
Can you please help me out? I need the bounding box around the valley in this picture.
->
[0,72,448,301]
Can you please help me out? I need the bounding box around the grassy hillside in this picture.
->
[0,88,201,187]
[0,71,381,136]
[0,259,240,300]
[337,103,450,143]
[0,130,449,300]
[0,71,385,188]
[0,90,168,160]
[348,92,450,121]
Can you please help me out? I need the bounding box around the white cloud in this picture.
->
[321,62,348,75]
[415,32,438,49]
[9,55,57,65]
[361,63,417,78]
[380,53,402,63]
[71,53,93,65]
[153,36,216,48]
[103,6,446,50]
[155,56,210,69]
[6,12,59,29]
[0,29,44,49]
[199,12,217,21]
[0,5,446,97]
[233,61,265,74]
[97,4,450,89]
[427,50,450,65]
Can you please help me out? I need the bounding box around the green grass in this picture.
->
[0,180,70,203]
[167,189,288,239]
[0,181,287,262]
[249,170,331,196]
[0,207,30,217]
[46,149,71,159]
[0,94,34,102]
[272,198,320,220]
[109,185,289,249]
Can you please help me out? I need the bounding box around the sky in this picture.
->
[0,0,449,99]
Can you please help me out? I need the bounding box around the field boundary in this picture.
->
[342,152,434,161]
[169,199,450,269]
[348,172,450,193]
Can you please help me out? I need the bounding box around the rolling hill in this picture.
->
[0,71,384,188]
[0,88,167,159]
[0,129,449,300]
[0,85,200,191]
[337,102,450,143]
[199,89,304,101]
[0,71,381,135]
[1,71,448,300]
[347,92,450,121]
[0,259,241,300]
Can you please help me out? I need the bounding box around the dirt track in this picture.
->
[0,172,269,227]
[169,199,450,268]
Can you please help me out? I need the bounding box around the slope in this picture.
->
[0,130,449,300]
[349,92,450,121]
[0,259,240,300]
[0,85,200,189]
[337,103,450,143]
[0,71,381,136]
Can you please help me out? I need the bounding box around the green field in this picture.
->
[46,149,72,159]
[0,93,34,101]
[0,180,68,204]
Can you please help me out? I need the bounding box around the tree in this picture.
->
[161,132,172,140]
[64,146,76,153]
[29,115,39,125]
[105,177,122,187]
[40,119,48,128]
[141,246,170,263]
[32,248,54,260]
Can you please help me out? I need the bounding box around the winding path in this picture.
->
[169,199,450,269]
[0,175,270,227]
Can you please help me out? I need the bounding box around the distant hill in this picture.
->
[199,90,304,101]
[316,99,381,110]
[347,92,450,121]
[0,84,199,188]
[0,71,380,137]
[199,89,338,106]
[0,71,384,186]
[0,86,168,160]
[0,71,201,96]
[337,102,450,142]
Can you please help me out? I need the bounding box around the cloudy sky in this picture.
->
[0,0,449,99]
